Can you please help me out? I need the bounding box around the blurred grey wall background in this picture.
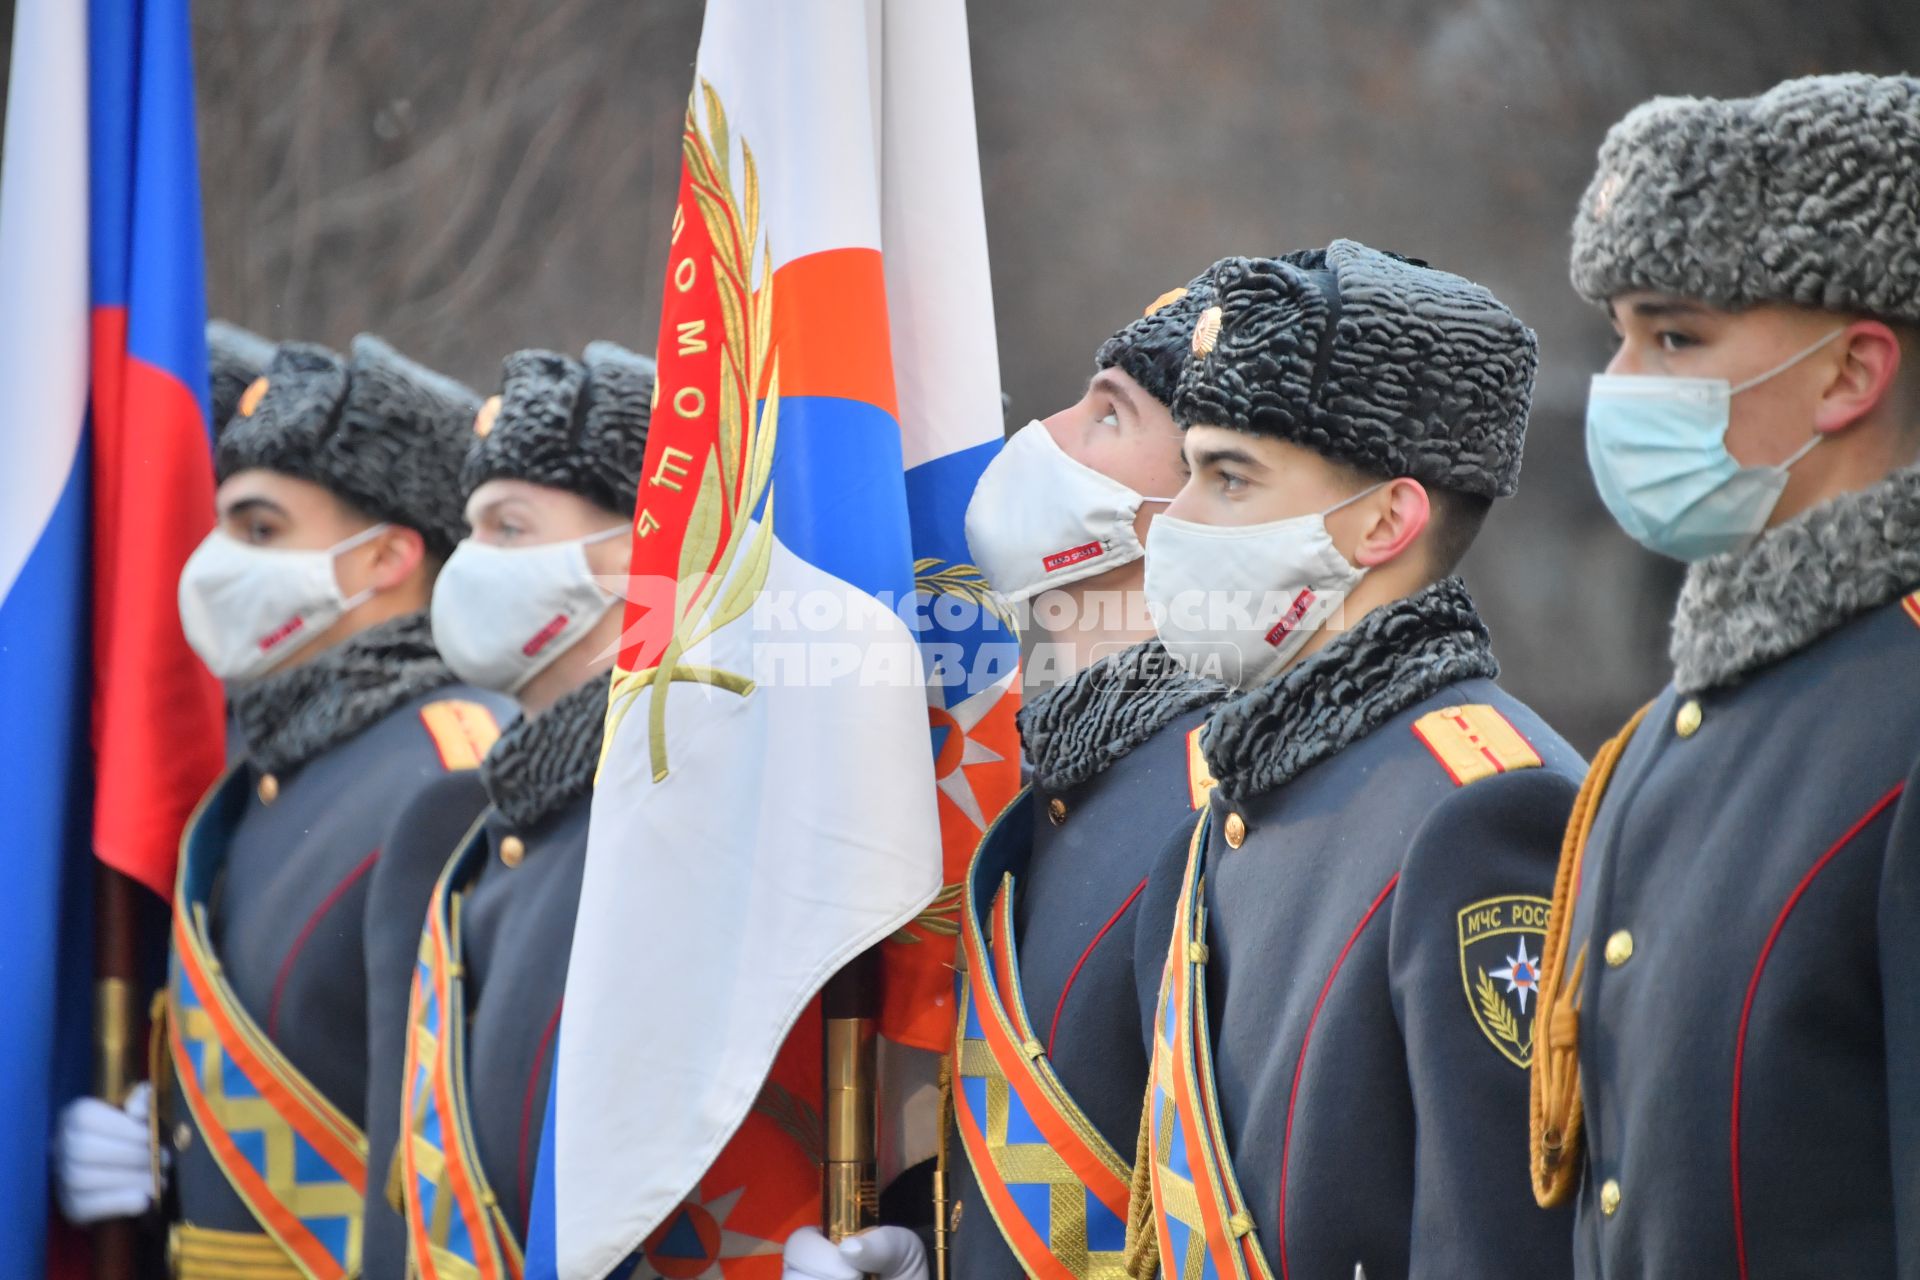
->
[9,1,1916,748]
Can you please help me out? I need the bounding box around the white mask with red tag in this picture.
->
[1144,484,1380,689]
[430,525,627,695]
[963,419,1175,604]
[178,523,391,683]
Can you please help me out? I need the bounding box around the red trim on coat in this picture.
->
[1731,782,1904,1279]
[519,998,565,1227]
[1048,877,1149,1057]
[1278,873,1399,1280]
[267,848,381,1039]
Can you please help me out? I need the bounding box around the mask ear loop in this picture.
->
[580,524,635,607]
[1730,327,1848,394]
[329,521,393,613]
[1772,432,1825,473]
[1322,479,1390,518]
[1729,327,1848,472]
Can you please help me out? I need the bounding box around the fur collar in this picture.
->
[1672,459,1920,694]
[1202,577,1499,805]
[480,676,607,831]
[230,612,455,774]
[1017,639,1223,794]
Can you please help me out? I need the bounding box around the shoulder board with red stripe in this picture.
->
[1186,724,1218,810]
[419,700,502,772]
[1902,588,1920,630]
[1411,704,1543,787]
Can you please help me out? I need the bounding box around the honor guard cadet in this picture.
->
[1531,74,1920,1278]
[359,343,653,1277]
[817,281,1231,1280]
[56,335,513,1278]
[1131,244,1585,1280]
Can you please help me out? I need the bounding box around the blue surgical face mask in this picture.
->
[1585,328,1844,561]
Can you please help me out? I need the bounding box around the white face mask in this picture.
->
[1144,485,1381,689]
[963,419,1176,604]
[429,526,627,695]
[178,524,391,683]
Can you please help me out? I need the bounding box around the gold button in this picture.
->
[1224,812,1247,848]
[1604,930,1635,967]
[173,1121,193,1152]
[949,1199,964,1233]
[499,835,526,868]
[1600,1179,1622,1217]
[256,773,279,805]
[1046,797,1068,826]
[1675,699,1702,738]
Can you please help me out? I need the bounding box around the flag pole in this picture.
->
[821,947,880,1243]
[92,865,143,1280]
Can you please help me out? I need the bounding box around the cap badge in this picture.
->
[237,376,269,418]
[473,394,502,438]
[1191,305,1222,358]
[1592,171,1623,221]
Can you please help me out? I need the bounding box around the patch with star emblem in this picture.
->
[1457,895,1550,1068]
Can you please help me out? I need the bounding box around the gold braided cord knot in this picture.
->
[1530,702,1650,1207]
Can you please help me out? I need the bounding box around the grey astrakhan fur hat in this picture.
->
[461,341,656,516]
[216,335,479,558]
[1094,272,1217,406]
[1571,74,1920,324]
[1172,242,1538,499]
[206,320,273,437]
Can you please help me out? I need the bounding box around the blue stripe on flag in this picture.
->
[904,438,996,569]
[904,438,1017,693]
[86,0,134,308]
[524,1054,562,1280]
[90,0,213,426]
[104,0,212,423]
[0,457,93,1274]
[768,395,916,605]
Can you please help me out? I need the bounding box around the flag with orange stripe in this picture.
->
[530,3,1017,1275]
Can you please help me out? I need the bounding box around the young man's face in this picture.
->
[214,468,374,552]
[464,477,631,572]
[1605,292,1849,469]
[211,468,407,605]
[1041,366,1184,542]
[1169,426,1374,539]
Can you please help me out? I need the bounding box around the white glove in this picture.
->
[53,1083,160,1225]
[781,1225,928,1280]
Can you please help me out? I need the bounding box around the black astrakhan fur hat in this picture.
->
[206,319,274,437]
[216,334,479,557]
[1173,241,1538,499]
[461,341,656,516]
[1094,272,1218,406]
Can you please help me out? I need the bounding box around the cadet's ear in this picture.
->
[1349,477,1430,569]
[365,523,428,591]
[1815,320,1903,437]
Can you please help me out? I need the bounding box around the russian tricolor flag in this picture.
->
[528,3,1019,1276]
[0,0,225,1269]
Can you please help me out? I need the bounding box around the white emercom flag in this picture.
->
[536,3,1009,1277]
